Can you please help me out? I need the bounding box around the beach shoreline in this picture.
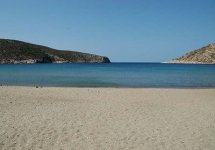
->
[1,86,215,149]
[1,85,215,89]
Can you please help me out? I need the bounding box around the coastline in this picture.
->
[162,60,215,64]
[1,86,215,149]
[1,85,215,89]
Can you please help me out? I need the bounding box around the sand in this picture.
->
[0,87,215,150]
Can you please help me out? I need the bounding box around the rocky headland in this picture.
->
[168,43,215,64]
[0,39,110,64]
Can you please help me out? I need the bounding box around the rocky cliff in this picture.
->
[0,39,110,64]
[168,43,215,64]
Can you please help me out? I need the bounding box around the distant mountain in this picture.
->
[168,43,215,64]
[0,39,110,64]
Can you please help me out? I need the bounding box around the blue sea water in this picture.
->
[0,63,215,88]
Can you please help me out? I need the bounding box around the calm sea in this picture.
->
[0,63,215,88]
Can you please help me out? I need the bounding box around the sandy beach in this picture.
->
[0,87,215,150]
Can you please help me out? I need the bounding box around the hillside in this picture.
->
[0,39,110,64]
[168,43,215,64]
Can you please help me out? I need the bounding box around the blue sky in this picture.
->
[0,0,215,62]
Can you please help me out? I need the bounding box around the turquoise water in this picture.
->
[0,63,215,88]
